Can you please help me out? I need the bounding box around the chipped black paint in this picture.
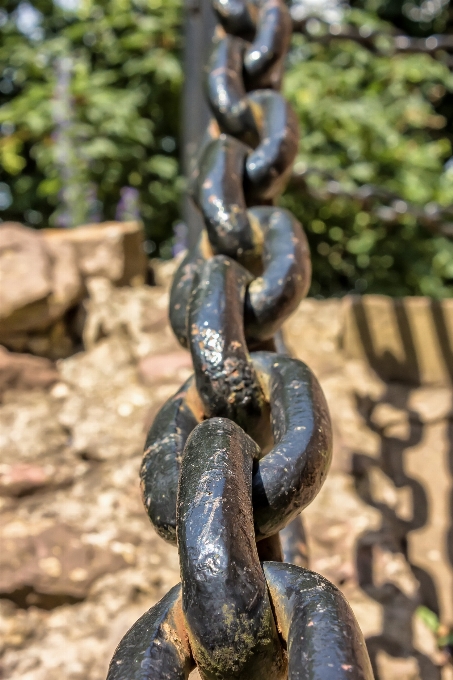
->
[169,229,210,349]
[188,255,268,445]
[245,207,310,341]
[191,135,255,258]
[170,207,310,348]
[177,418,285,680]
[107,584,194,680]
[264,563,375,680]
[251,352,332,538]
[206,38,299,198]
[140,350,331,547]
[212,0,257,38]
[140,376,202,543]
[243,0,292,89]
[206,31,252,138]
[211,0,292,89]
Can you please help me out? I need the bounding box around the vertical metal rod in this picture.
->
[182,0,216,248]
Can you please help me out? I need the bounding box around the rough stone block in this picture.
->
[42,220,147,287]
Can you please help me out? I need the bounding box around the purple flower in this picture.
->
[115,186,140,222]
[172,222,188,257]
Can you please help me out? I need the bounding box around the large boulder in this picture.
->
[0,223,82,338]
[0,221,147,358]
[0,223,50,320]
[41,220,147,287]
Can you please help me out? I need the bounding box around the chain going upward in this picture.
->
[107,1,374,678]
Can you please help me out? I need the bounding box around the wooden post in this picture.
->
[182,0,216,248]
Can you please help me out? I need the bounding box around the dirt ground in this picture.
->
[0,263,452,680]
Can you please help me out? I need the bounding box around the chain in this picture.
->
[107,1,374,678]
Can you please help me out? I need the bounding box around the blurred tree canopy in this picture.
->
[0,0,183,244]
[0,0,452,296]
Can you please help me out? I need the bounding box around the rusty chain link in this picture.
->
[107,1,374,678]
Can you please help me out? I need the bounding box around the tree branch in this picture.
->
[291,19,453,65]
[290,169,453,238]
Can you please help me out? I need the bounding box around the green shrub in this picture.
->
[0,0,452,296]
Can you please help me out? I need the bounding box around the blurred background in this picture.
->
[0,1,453,680]
[1,0,452,295]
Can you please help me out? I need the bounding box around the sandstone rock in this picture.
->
[138,350,192,385]
[42,220,147,287]
[0,221,147,359]
[149,255,182,289]
[81,276,179,360]
[0,523,129,605]
[44,236,83,320]
[404,419,453,627]
[408,386,453,423]
[0,223,82,337]
[375,652,420,680]
[283,298,344,377]
[1,320,77,361]
[0,346,59,400]
[0,223,53,332]
[0,463,73,498]
[0,390,69,464]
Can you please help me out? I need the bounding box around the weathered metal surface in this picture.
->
[244,207,311,342]
[140,376,203,543]
[139,349,332,548]
[107,584,194,680]
[178,418,285,680]
[108,0,374,677]
[188,255,265,440]
[169,207,311,346]
[251,352,332,539]
[265,563,375,680]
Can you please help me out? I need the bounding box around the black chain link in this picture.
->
[107,2,375,678]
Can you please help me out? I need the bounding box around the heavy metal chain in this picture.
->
[107,2,374,678]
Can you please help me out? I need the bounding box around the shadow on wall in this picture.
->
[343,296,453,680]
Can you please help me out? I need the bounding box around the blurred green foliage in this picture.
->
[0,0,452,296]
[0,0,183,244]
[282,5,453,297]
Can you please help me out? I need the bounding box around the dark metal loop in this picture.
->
[188,255,267,444]
[191,134,255,258]
[245,206,311,341]
[206,30,298,155]
[140,351,331,545]
[169,207,310,346]
[244,90,299,201]
[212,0,258,38]
[113,420,369,680]
[243,0,292,90]
[106,584,194,680]
[140,375,203,544]
[212,0,291,90]
[264,562,375,680]
[206,31,252,137]
[169,230,213,350]
[251,351,332,539]
[191,121,298,253]
[177,417,286,680]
